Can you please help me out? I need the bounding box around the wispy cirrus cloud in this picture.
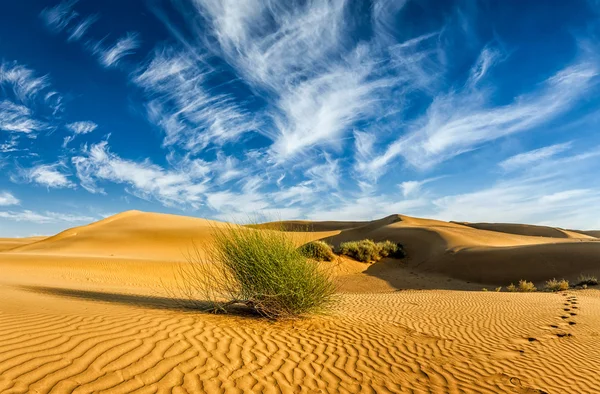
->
[133,47,258,151]
[187,0,396,162]
[0,62,50,103]
[0,61,62,137]
[499,142,573,172]
[0,209,94,223]
[358,57,598,178]
[72,141,209,208]
[62,120,98,147]
[0,100,47,133]
[39,0,78,33]
[66,121,97,134]
[0,191,19,206]
[68,14,98,42]
[17,162,75,189]
[94,32,140,68]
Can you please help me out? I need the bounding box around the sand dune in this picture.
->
[457,221,598,239]
[1,211,600,393]
[0,237,46,252]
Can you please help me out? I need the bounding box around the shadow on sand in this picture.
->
[16,285,261,317]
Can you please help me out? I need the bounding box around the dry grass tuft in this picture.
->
[507,280,537,292]
[298,240,336,262]
[545,278,569,292]
[575,274,598,287]
[177,223,337,319]
[338,239,405,263]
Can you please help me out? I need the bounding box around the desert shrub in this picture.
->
[338,239,405,263]
[298,240,336,262]
[545,278,569,292]
[507,280,537,292]
[180,224,337,319]
[482,288,488,292]
[518,280,537,292]
[495,287,502,292]
[575,274,598,287]
[378,240,406,258]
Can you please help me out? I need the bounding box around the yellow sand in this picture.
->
[1,210,599,393]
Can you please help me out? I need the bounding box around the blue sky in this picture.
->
[1,0,600,237]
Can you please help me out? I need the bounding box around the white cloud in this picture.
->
[190,0,394,161]
[62,135,75,148]
[72,141,209,208]
[306,156,340,190]
[499,142,573,172]
[66,121,97,134]
[21,162,75,189]
[399,177,443,198]
[68,14,98,42]
[94,32,140,68]
[39,0,78,33]
[0,135,20,152]
[0,191,19,206]
[432,147,600,229]
[360,58,598,177]
[0,100,47,133]
[0,61,50,103]
[399,181,424,198]
[0,61,62,136]
[0,210,94,224]
[133,48,258,151]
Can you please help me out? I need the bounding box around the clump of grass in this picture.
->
[495,287,502,292]
[507,280,537,292]
[575,274,598,287]
[482,288,488,292]
[298,240,336,262]
[545,278,569,292]
[179,224,337,319]
[338,239,405,263]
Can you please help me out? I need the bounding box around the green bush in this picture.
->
[181,224,337,319]
[378,240,406,258]
[298,240,335,261]
[544,278,569,292]
[338,239,405,263]
[507,280,537,292]
[575,274,598,287]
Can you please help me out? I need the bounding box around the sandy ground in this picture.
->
[1,210,599,393]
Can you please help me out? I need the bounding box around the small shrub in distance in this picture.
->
[544,278,569,292]
[575,274,598,287]
[518,280,537,292]
[495,287,502,292]
[338,239,405,263]
[507,280,536,292]
[482,288,488,292]
[339,240,380,262]
[298,240,335,262]
[180,223,337,319]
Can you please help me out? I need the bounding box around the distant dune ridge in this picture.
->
[1,210,600,392]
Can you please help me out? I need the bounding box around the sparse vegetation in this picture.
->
[482,288,488,292]
[179,223,337,319]
[298,240,336,262]
[575,274,598,287]
[495,287,502,292]
[507,280,537,292]
[544,278,569,292]
[338,239,405,263]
